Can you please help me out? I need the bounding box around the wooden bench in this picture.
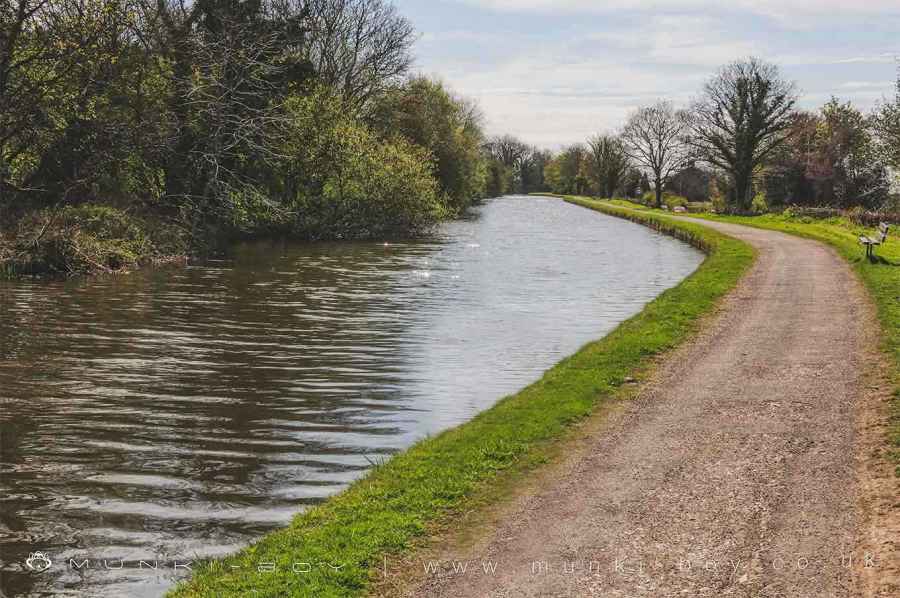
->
[859,222,889,258]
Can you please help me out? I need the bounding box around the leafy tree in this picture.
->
[691,58,797,212]
[484,135,549,193]
[276,89,443,238]
[809,98,888,208]
[873,69,900,190]
[372,76,487,214]
[543,145,589,195]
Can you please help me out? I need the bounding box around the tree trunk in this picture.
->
[654,179,663,208]
[732,168,753,213]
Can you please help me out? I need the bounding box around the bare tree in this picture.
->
[486,134,529,168]
[620,101,692,208]
[586,134,630,198]
[691,57,797,212]
[306,0,414,112]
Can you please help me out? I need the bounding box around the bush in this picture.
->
[1,205,160,276]
[281,91,445,240]
[751,191,768,214]
[685,201,713,213]
[663,193,688,209]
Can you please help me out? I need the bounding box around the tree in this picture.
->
[586,134,630,198]
[524,148,552,193]
[873,68,900,191]
[808,98,888,209]
[545,145,589,195]
[306,0,414,112]
[372,76,487,214]
[620,101,692,208]
[691,57,798,212]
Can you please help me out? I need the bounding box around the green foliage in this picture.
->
[168,197,753,598]
[639,191,687,208]
[0,204,185,277]
[751,190,768,214]
[544,145,590,195]
[485,159,513,197]
[1,1,482,276]
[371,77,487,214]
[278,90,444,239]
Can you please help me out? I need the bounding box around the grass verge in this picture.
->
[167,196,754,598]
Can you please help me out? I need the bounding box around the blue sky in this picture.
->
[393,0,900,148]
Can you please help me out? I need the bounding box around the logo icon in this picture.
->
[25,552,52,572]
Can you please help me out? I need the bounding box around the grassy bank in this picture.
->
[168,196,754,598]
[574,196,900,473]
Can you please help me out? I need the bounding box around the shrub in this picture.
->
[751,190,768,214]
[685,201,713,213]
[663,193,688,209]
[639,190,688,208]
[1,205,155,276]
[282,91,445,240]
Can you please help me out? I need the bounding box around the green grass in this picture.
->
[559,195,900,474]
[168,196,754,598]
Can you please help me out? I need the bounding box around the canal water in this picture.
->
[0,196,703,596]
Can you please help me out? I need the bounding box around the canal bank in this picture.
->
[167,198,754,597]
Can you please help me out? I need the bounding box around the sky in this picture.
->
[392,0,900,148]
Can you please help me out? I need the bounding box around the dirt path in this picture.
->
[396,219,896,597]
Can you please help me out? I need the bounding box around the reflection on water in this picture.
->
[0,196,703,596]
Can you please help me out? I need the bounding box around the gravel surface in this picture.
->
[403,220,894,597]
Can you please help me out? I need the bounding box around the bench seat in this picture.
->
[859,223,889,257]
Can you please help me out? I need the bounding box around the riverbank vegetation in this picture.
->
[167,201,753,597]
[0,0,553,277]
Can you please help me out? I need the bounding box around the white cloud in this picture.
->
[833,53,899,64]
[409,2,900,146]
[462,0,900,19]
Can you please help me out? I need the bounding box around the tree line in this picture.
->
[540,58,900,215]
[0,0,526,274]
[3,7,899,277]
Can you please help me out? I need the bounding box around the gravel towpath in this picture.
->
[404,218,891,597]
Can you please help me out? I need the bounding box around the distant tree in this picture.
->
[669,163,712,202]
[691,58,798,213]
[527,148,552,192]
[619,167,643,198]
[486,135,528,168]
[873,69,900,191]
[543,146,588,195]
[758,110,818,207]
[486,135,542,193]
[559,145,589,194]
[807,98,888,208]
[586,134,630,198]
[620,101,692,208]
[485,155,512,197]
